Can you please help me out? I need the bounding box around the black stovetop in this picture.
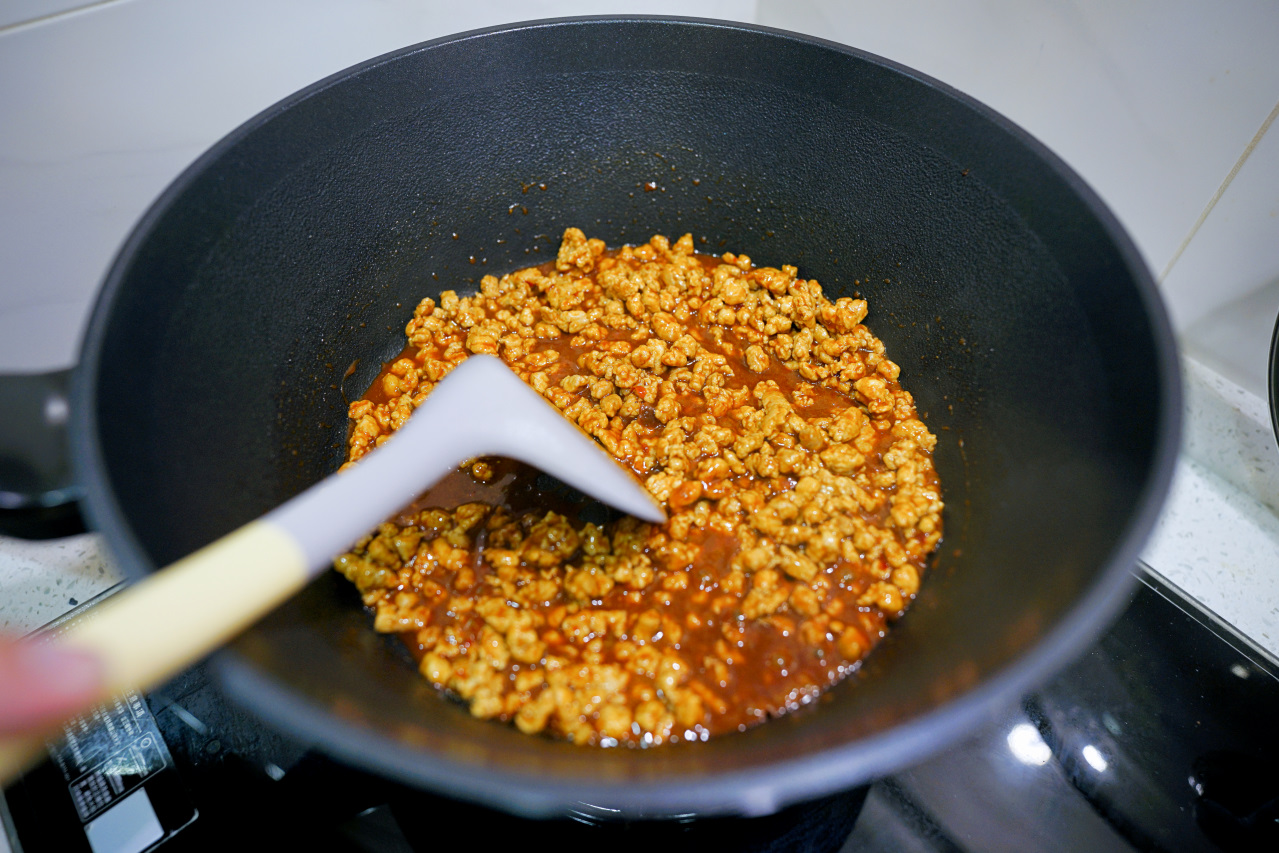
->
[5,567,1277,853]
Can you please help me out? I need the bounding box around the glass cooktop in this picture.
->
[4,565,1275,853]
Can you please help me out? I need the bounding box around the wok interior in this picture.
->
[83,21,1172,814]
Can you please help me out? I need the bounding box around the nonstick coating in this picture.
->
[73,18,1180,817]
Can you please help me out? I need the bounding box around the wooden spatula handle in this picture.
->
[0,521,306,784]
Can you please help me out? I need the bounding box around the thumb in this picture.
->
[0,638,104,736]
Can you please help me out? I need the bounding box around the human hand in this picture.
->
[0,634,103,737]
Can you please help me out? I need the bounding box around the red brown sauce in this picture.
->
[334,230,942,746]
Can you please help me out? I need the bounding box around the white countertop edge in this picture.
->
[1139,451,1279,661]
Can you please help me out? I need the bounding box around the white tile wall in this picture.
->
[755,0,1279,328]
[1183,278,1279,402]
[0,0,755,371]
[5,0,1277,371]
[1167,102,1279,333]
[0,0,104,33]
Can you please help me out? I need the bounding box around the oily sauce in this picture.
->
[335,230,942,745]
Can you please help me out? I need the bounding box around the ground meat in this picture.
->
[334,228,943,747]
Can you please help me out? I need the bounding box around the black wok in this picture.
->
[59,17,1179,817]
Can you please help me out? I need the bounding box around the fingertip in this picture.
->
[0,640,105,734]
[15,641,104,698]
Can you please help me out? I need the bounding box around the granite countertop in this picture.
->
[1143,356,1279,658]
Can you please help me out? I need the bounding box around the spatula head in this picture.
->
[270,355,665,575]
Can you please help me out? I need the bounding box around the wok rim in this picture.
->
[69,15,1183,817]
[1269,307,1279,450]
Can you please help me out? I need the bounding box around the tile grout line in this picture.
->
[0,0,131,37]
[1160,97,1279,282]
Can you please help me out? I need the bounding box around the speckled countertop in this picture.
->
[0,533,118,634]
[1147,458,1279,655]
[1142,357,1279,658]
